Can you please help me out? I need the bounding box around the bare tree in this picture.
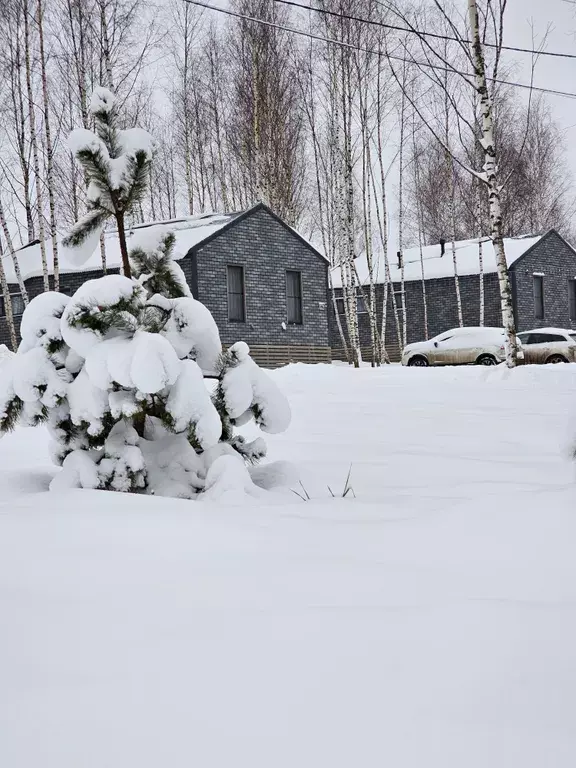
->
[23,0,49,291]
[0,238,18,351]
[37,0,59,290]
[388,0,527,365]
[228,0,306,224]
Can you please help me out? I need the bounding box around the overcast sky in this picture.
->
[500,0,576,171]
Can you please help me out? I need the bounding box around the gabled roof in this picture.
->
[330,232,559,288]
[2,202,327,284]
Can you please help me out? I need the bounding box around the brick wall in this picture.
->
[193,207,330,348]
[0,267,120,348]
[330,272,501,354]
[509,230,576,331]
[329,230,576,355]
[0,208,330,356]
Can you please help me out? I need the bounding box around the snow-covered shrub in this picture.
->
[0,85,291,499]
[0,226,291,498]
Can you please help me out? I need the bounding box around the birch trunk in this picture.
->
[11,27,35,241]
[0,240,18,351]
[342,47,360,368]
[443,46,463,327]
[478,238,484,325]
[307,40,349,361]
[359,76,379,365]
[448,169,463,326]
[100,0,114,90]
[23,0,49,292]
[476,176,485,325]
[37,0,59,291]
[412,109,428,339]
[468,0,519,367]
[0,197,28,306]
[398,80,407,349]
[375,45,401,358]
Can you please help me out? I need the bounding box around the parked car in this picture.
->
[516,328,576,364]
[401,326,511,367]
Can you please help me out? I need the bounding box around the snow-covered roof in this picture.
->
[3,211,242,284]
[331,233,547,288]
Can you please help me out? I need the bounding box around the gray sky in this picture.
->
[503,0,576,171]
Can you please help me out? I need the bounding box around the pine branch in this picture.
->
[62,208,109,249]
[76,146,112,189]
[130,231,187,299]
[92,102,121,159]
[0,395,23,433]
[66,294,144,335]
[123,150,152,209]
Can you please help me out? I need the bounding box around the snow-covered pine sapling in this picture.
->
[0,225,292,498]
[62,87,155,278]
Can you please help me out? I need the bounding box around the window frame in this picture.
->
[569,278,576,322]
[226,264,246,323]
[356,291,368,314]
[533,274,545,321]
[286,269,303,325]
[0,293,25,318]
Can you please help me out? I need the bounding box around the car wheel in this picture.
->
[476,354,497,366]
[407,355,429,367]
[546,354,568,364]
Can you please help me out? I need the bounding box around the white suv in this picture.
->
[516,328,576,364]
[401,327,509,367]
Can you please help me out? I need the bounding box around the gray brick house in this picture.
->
[331,229,576,360]
[1,203,331,365]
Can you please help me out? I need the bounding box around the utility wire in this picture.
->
[183,0,576,101]
[272,0,576,62]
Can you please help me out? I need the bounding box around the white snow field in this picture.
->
[1,362,576,767]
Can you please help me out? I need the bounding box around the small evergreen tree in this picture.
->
[0,88,291,498]
[62,87,155,278]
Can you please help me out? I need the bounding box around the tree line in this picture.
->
[0,0,573,364]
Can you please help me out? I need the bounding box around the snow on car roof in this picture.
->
[518,327,573,334]
[436,326,504,337]
[2,211,242,284]
[331,233,543,288]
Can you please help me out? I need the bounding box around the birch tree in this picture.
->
[23,0,49,291]
[37,0,59,290]
[388,0,522,365]
[468,0,518,364]
[0,238,18,351]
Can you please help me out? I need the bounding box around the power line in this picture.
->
[272,0,576,62]
[183,0,576,101]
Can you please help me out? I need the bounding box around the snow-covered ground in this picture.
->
[1,363,576,767]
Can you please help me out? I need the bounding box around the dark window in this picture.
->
[533,275,544,320]
[531,333,566,344]
[335,297,345,315]
[227,265,245,322]
[286,270,303,324]
[356,292,367,314]
[1,294,25,317]
[569,279,576,321]
[522,332,565,344]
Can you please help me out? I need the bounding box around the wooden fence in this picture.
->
[247,344,332,369]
